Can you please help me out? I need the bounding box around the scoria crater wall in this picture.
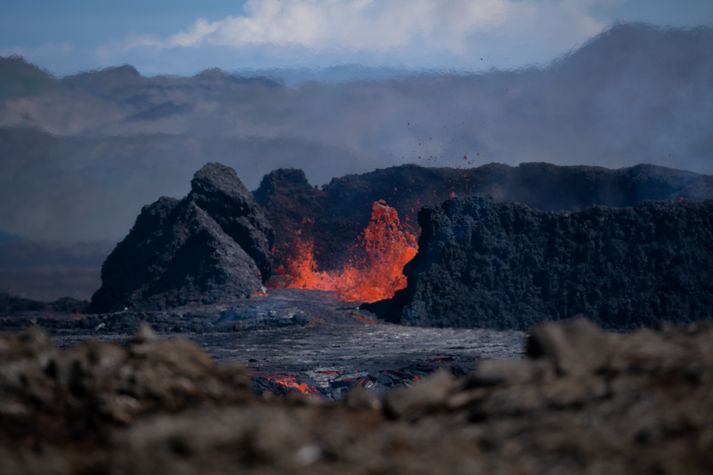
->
[255,162,713,273]
[366,197,713,330]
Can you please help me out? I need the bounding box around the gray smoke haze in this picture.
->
[0,23,712,241]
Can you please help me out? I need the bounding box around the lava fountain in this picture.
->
[280,200,418,302]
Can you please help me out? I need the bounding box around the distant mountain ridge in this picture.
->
[0,57,281,101]
[1,22,712,242]
[0,56,59,100]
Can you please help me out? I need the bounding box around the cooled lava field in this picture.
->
[0,289,525,398]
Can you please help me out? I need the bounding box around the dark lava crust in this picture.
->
[0,289,524,399]
[367,197,713,330]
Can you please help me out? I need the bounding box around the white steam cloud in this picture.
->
[119,0,608,61]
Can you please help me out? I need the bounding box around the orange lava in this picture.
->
[283,200,418,302]
[267,375,318,395]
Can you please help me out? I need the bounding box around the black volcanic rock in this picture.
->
[366,197,713,330]
[91,164,272,312]
[254,168,325,266]
[256,163,713,271]
[254,168,321,208]
[189,162,274,280]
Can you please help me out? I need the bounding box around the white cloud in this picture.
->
[97,0,610,71]
[158,0,602,52]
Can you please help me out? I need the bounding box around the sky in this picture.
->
[1,0,713,76]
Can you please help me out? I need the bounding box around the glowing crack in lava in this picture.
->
[266,374,318,395]
[282,200,418,302]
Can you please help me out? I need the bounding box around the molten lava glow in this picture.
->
[268,375,318,395]
[284,200,418,302]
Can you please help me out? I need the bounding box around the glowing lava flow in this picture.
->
[283,200,418,302]
[266,375,318,395]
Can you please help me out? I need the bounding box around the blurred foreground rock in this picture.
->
[1,318,712,475]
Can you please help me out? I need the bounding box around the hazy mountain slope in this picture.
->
[0,234,111,301]
[0,127,374,240]
[0,58,127,133]
[0,56,59,100]
[1,24,710,167]
[0,23,711,241]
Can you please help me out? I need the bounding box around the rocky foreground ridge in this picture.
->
[367,197,713,329]
[0,318,711,475]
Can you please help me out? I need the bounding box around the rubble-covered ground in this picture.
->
[0,289,524,398]
[0,317,711,475]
